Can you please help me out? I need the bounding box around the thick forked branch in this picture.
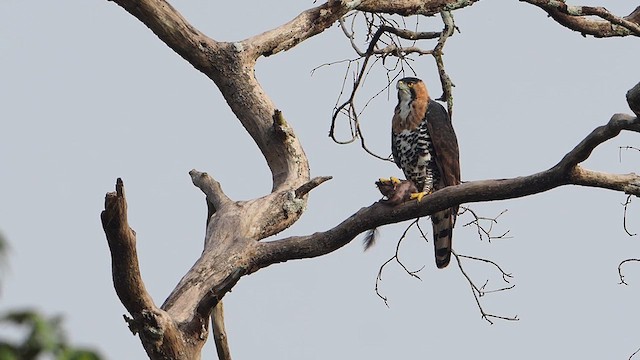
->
[101,179,189,359]
[253,110,640,268]
[109,0,309,192]
[101,178,153,314]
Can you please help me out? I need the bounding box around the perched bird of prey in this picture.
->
[389,77,461,268]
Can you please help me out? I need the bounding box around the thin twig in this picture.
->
[618,258,640,285]
[375,219,424,306]
[456,254,513,283]
[622,195,637,236]
[619,145,640,162]
[459,206,511,242]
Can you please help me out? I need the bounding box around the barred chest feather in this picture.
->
[393,104,440,192]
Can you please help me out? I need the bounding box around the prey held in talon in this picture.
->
[378,176,401,185]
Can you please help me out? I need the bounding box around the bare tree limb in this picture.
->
[190,170,232,212]
[211,302,231,360]
[101,179,153,314]
[101,179,192,358]
[109,0,310,193]
[557,113,640,169]
[203,191,232,360]
[295,176,333,199]
[433,11,456,117]
[521,0,640,37]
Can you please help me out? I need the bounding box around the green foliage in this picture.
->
[0,309,102,360]
[0,233,102,360]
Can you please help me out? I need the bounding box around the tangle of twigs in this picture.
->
[326,12,456,161]
[459,206,511,242]
[374,219,425,307]
[373,216,517,324]
[452,251,518,324]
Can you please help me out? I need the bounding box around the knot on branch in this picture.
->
[272,109,295,141]
[283,191,306,218]
[124,310,165,340]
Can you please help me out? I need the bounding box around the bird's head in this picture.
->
[396,77,426,102]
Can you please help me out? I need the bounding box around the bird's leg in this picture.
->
[409,191,430,202]
[410,183,433,202]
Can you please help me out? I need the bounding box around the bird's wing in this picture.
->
[425,100,460,188]
[391,107,402,169]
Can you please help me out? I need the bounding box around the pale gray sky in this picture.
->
[2,0,639,359]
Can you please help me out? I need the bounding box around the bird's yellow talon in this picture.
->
[379,177,402,185]
[410,191,428,202]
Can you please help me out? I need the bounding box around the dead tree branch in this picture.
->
[203,192,232,360]
[101,179,190,359]
[521,1,640,37]
[433,11,456,117]
[211,302,231,360]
